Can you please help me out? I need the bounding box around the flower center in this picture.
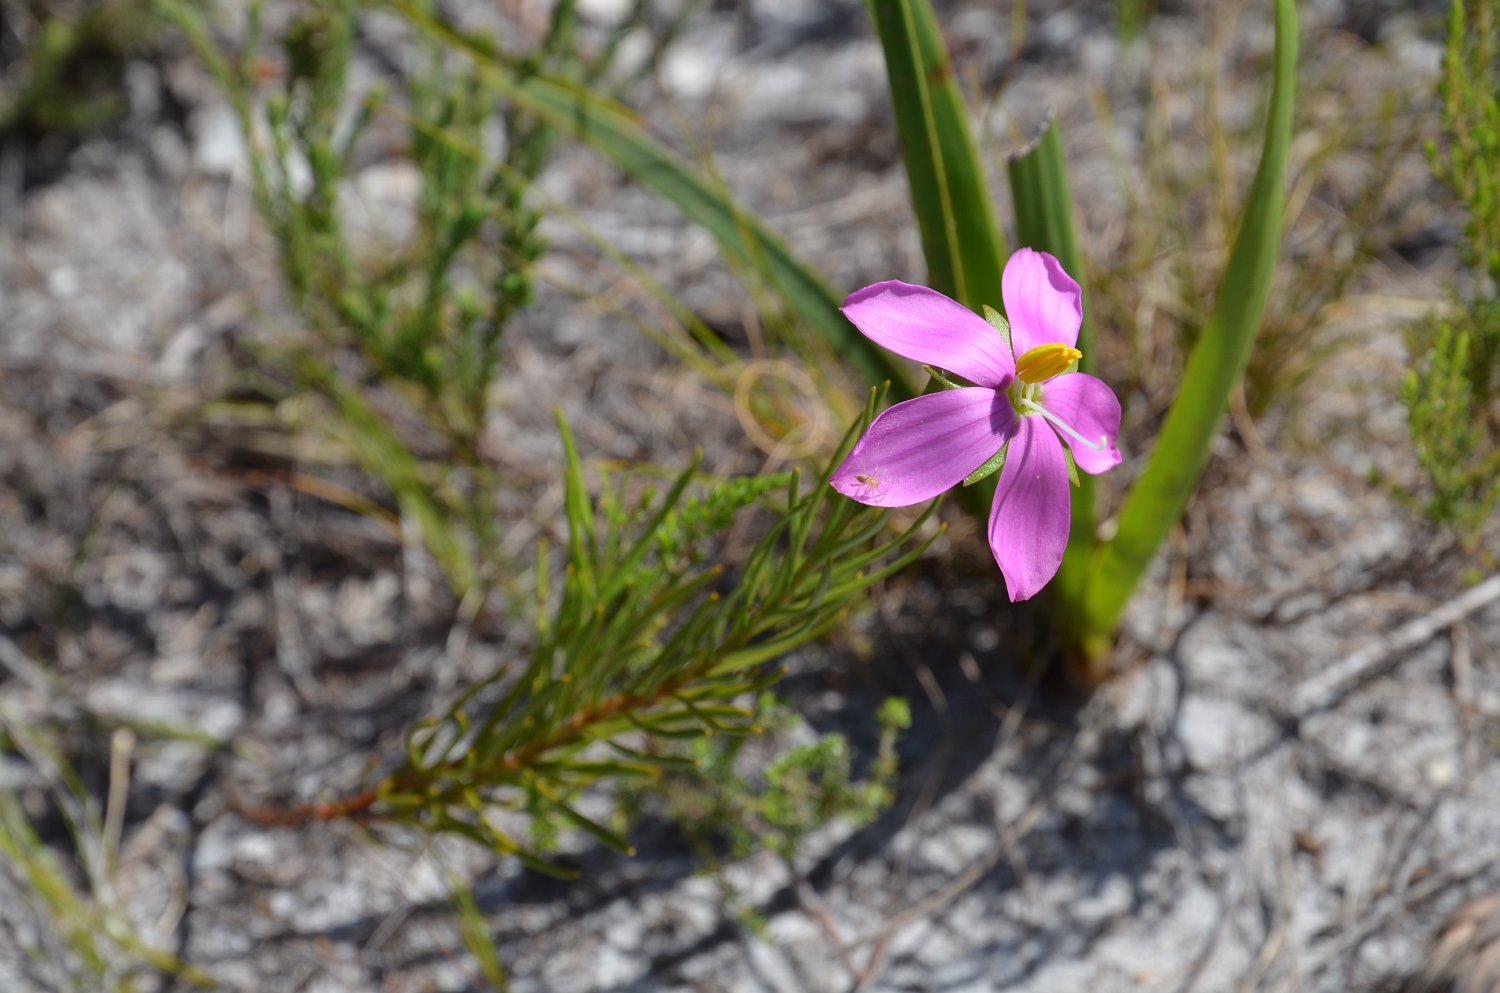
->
[1007,379,1038,412]
[1014,343,1083,384]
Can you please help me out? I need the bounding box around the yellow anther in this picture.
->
[1015,342,1083,383]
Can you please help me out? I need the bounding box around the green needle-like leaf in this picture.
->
[556,408,598,591]
[447,871,510,992]
[536,785,636,855]
[1063,447,1081,488]
[921,365,965,390]
[598,451,701,602]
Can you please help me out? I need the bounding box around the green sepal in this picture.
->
[922,365,965,391]
[1063,447,1081,488]
[982,305,1012,351]
[964,443,1007,486]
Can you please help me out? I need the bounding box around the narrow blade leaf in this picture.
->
[1007,117,1098,609]
[865,0,1008,311]
[1079,0,1299,667]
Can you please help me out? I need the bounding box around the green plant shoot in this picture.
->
[867,0,1298,677]
[243,397,939,871]
[1075,0,1297,671]
[1008,119,1097,617]
[862,0,1008,311]
[1404,0,1500,545]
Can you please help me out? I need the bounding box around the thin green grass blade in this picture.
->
[865,0,1008,311]
[864,0,1007,518]
[1078,0,1299,666]
[1117,0,1150,44]
[554,408,598,591]
[1008,119,1094,365]
[392,0,914,397]
[1006,117,1096,609]
[446,869,510,992]
[597,450,701,603]
[536,785,636,855]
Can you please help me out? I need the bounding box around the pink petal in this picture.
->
[831,388,1012,507]
[1001,248,1082,357]
[1037,372,1123,475]
[988,415,1070,602]
[842,281,1015,390]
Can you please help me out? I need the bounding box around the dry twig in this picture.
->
[1292,574,1500,716]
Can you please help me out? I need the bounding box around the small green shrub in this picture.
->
[1430,0,1500,287]
[136,4,925,979]
[1404,0,1500,545]
[160,0,695,597]
[1403,303,1500,542]
[259,405,939,873]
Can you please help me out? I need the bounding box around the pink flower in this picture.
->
[830,248,1122,601]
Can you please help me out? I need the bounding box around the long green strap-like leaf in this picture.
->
[1008,121,1093,366]
[1077,0,1299,666]
[392,0,914,398]
[1006,118,1095,610]
[864,0,1008,522]
[864,0,1008,311]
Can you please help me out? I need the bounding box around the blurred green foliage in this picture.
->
[160,0,697,598]
[624,693,910,866]
[0,0,159,138]
[1115,0,1152,44]
[1431,0,1500,286]
[161,0,541,596]
[1405,0,1500,545]
[1242,86,1423,414]
[399,0,905,401]
[0,715,214,991]
[1403,303,1500,543]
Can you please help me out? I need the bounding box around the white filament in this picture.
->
[1018,397,1108,452]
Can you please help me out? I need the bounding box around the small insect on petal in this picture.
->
[854,469,883,492]
[1015,342,1083,384]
